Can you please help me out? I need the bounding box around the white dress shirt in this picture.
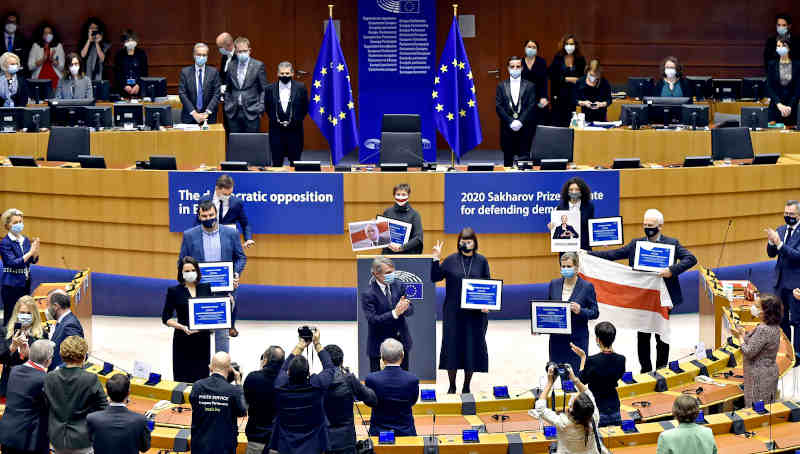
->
[510,77,521,104]
[569,199,581,212]
[279,81,291,112]
[212,194,230,219]
[376,279,400,319]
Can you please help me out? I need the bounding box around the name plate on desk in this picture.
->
[460,279,503,311]
[633,241,675,272]
[588,216,623,247]
[188,297,231,330]
[198,261,234,292]
[531,301,571,334]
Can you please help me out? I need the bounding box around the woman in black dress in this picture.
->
[548,176,595,252]
[576,59,613,124]
[548,33,586,127]
[431,227,491,394]
[162,256,213,383]
[521,39,550,126]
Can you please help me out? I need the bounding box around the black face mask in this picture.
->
[458,242,473,253]
[279,76,292,84]
[644,227,659,238]
[786,216,798,226]
[201,218,216,229]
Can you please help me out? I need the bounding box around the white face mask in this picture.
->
[564,44,575,55]
[69,65,80,75]
[125,41,137,51]
[587,74,597,83]
[44,33,53,43]
[17,312,33,326]
[664,68,677,79]
[183,271,198,283]
[5,23,16,34]
[750,305,760,317]
[7,64,19,74]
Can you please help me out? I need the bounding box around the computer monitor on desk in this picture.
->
[741,107,768,130]
[627,77,653,100]
[49,99,95,126]
[742,78,766,101]
[681,105,710,129]
[140,77,167,101]
[84,106,113,129]
[114,103,144,128]
[643,97,690,126]
[620,104,649,129]
[26,79,52,103]
[0,108,24,132]
[145,105,173,129]
[23,107,50,132]
[91,80,111,101]
[712,79,742,101]
[686,76,712,100]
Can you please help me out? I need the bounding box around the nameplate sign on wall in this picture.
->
[168,172,344,234]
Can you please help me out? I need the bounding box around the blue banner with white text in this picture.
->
[168,172,343,234]
[444,171,620,233]
[357,0,436,163]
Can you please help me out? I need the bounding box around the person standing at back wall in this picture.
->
[382,183,423,255]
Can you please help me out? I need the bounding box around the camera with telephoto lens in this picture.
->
[227,362,240,383]
[298,325,317,343]
[546,361,571,383]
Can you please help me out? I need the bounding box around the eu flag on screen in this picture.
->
[433,16,482,159]
[310,18,359,164]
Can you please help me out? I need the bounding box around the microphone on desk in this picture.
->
[423,410,438,454]
[714,219,734,277]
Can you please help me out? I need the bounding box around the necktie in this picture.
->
[218,200,223,223]
[386,284,391,300]
[238,64,246,88]
[197,68,204,112]
[786,227,794,244]
[6,36,11,51]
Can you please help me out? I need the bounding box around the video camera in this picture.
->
[546,361,571,383]
[298,325,317,343]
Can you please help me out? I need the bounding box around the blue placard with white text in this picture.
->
[634,242,675,271]
[198,262,233,292]
[168,172,343,234]
[537,306,568,330]
[444,171,620,233]
[461,279,502,311]
[189,297,231,330]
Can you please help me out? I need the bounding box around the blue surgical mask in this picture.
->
[510,69,522,79]
[237,52,250,64]
[525,48,537,58]
[777,46,789,57]
[195,55,207,66]
[219,47,231,56]
[384,272,396,284]
[778,25,789,36]
[560,267,576,279]
[201,218,216,229]
[10,223,23,234]
[7,64,19,74]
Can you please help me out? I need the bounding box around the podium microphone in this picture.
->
[714,219,734,275]
[423,410,438,454]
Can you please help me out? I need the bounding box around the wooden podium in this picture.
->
[32,269,93,348]
[699,265,762,350]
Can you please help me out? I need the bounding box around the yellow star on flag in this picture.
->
[458,62,465,70]
[467,71,473,80]
[313,94,321,103]
[451,58,458,67]
[313,80,321,88]
[346,75,351,81]
[348,101,355,109]
[440,65,448,73]
[432,91,438,99]
[435,103,444,112]
[332,118,339,126]
[434,76,440,84]
[337,64,345,72]
[328,115,333,123]
[446,112,454,121]
[470,86,476,93]
[459,109,466,117]
[339,112,346,120]
[321,68,328,76]
[468,99,476,108]
[319,106,325,114]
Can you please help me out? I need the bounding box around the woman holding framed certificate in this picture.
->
[431,227,491,395]
[548,177,595,252]
[162,256,213,383]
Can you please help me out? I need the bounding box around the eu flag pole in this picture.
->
[310,6,359,165]
[433,4,482,163]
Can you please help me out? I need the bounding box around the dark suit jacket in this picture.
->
[179,64,222,124]
[220,54,236,87]
[269,350,335,454]
[194,195,252,241]
[190,373,247,454]
[87,405,151,454]
[361,280,415,358]
[0,234,38,287]
[321,367,377,451]
[557,200,595,251]
[591,234,697,306]
[547,277,598,342]
[365,366,419,437]
[49,312,85,370]
[0,364,49,453]
[178,225,247,275]
[265,80,309,130]
[652,77,695,99]
[766,60,800,111]
[44,366,108,450]
[764,35,798,71]
[224,57,268,121]
[2,73,28,106]
[495,78,537,130]
[767,224,800,290]
[1,33,29,77]
[243,362,282,444]
[552,224,579,239]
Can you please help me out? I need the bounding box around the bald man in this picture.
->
[216,32,236,87]
[190,352,247,454]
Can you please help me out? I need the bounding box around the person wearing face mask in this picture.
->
[162,256,214,383]
[730,294,782,407]
[765,13,796,72]
[265,61,308,166]
[55,53,93,100]
[27,22,64,90]
[590,209,697,373]
[1,12,29,78]
[224,36,268,134]
[431,227,491,394]
[496,56,537,167]
[0,295,47,398]
[47,290,84,371]
[113,29,148,98]
[362,256,414,372]
[0,51,29,107]
[521,40,550,124]
[576,58,612,123]
[382,183,423,255]
[0,208,39,324]
[179,42,222,125]
[549,33,586,127]
[653,56,694,99]
[79,17,111,82]
[195,174,254,248]
[215,32,236,94]
[765,38,800,126]
[548,177,595,252]
[179,199,247,353]
[766,200,800,348]
[538,252,598,374]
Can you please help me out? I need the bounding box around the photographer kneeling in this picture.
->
[268,327,335,454]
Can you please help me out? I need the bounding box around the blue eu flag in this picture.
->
[433,16,482,159]
[310,18,359,165]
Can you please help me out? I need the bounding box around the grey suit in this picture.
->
[87,404,151,454]
[179,64,221,124]
[55,77,94,100]
[224,57,268,133]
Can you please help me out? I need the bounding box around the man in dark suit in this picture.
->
[87,374,151,454]
[270,329,335,454]
[2,12,29,78]
[590,208,697,373]
[364,339,419,437]
[496,56,537,167]
[766,200,800,352]
[178,42,221,125]
[224,36,268,134]
[552,214,579,239]
[195,174,254,248]
[264,61,308,166]
[243,345,284,454]
[47,290,84,371]
[0,339,52,454]
[179,199,247,350]
[215,32,236,95]
[361,256,414,372]
[190,352,247,454]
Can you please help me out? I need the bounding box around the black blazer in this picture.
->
[495,78,537,128]
[360,280,415,357]
[652,78,694,99]
[0,364,49,454]
[243,362,282,444]
[113,48,148,93]
[264,80,309,130]
[767,224,800,290]
[764,35,798,71]
[766,60,800,110]
[552,224,579,239]
[0,34,29,77]
[44,366,109,450]
[87,405,151,454]
[521,55,549,101]
[590,234,697,306]
[190,373,247,454]
[178,65,222,123]
[548,54,586,100]
[320,367,377,452]
[220,54,236,87]
[364,366,419,437]
[49,312,85,371]
[557,199,595,251]
[547,277,599,342]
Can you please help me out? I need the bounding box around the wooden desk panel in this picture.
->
[0,132,49,159]
[573,129,710,165]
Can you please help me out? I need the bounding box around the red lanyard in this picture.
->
[26,361,45,372]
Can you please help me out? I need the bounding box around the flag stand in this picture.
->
[449,4,458,172]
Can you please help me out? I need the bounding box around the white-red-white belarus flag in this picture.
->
[578,251,673,343]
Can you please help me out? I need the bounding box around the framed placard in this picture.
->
[588,216,624,247]
[530,300,572,334]
[376,216,412,247]
[349,219,391,251]
[550,210,581,253]
[188,297,232,330]
[460,279,503,311]
[633,241,676,272]
[198,261,234,292]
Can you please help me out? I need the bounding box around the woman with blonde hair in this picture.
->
[0,295,47,397]
[0,208,39,323]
